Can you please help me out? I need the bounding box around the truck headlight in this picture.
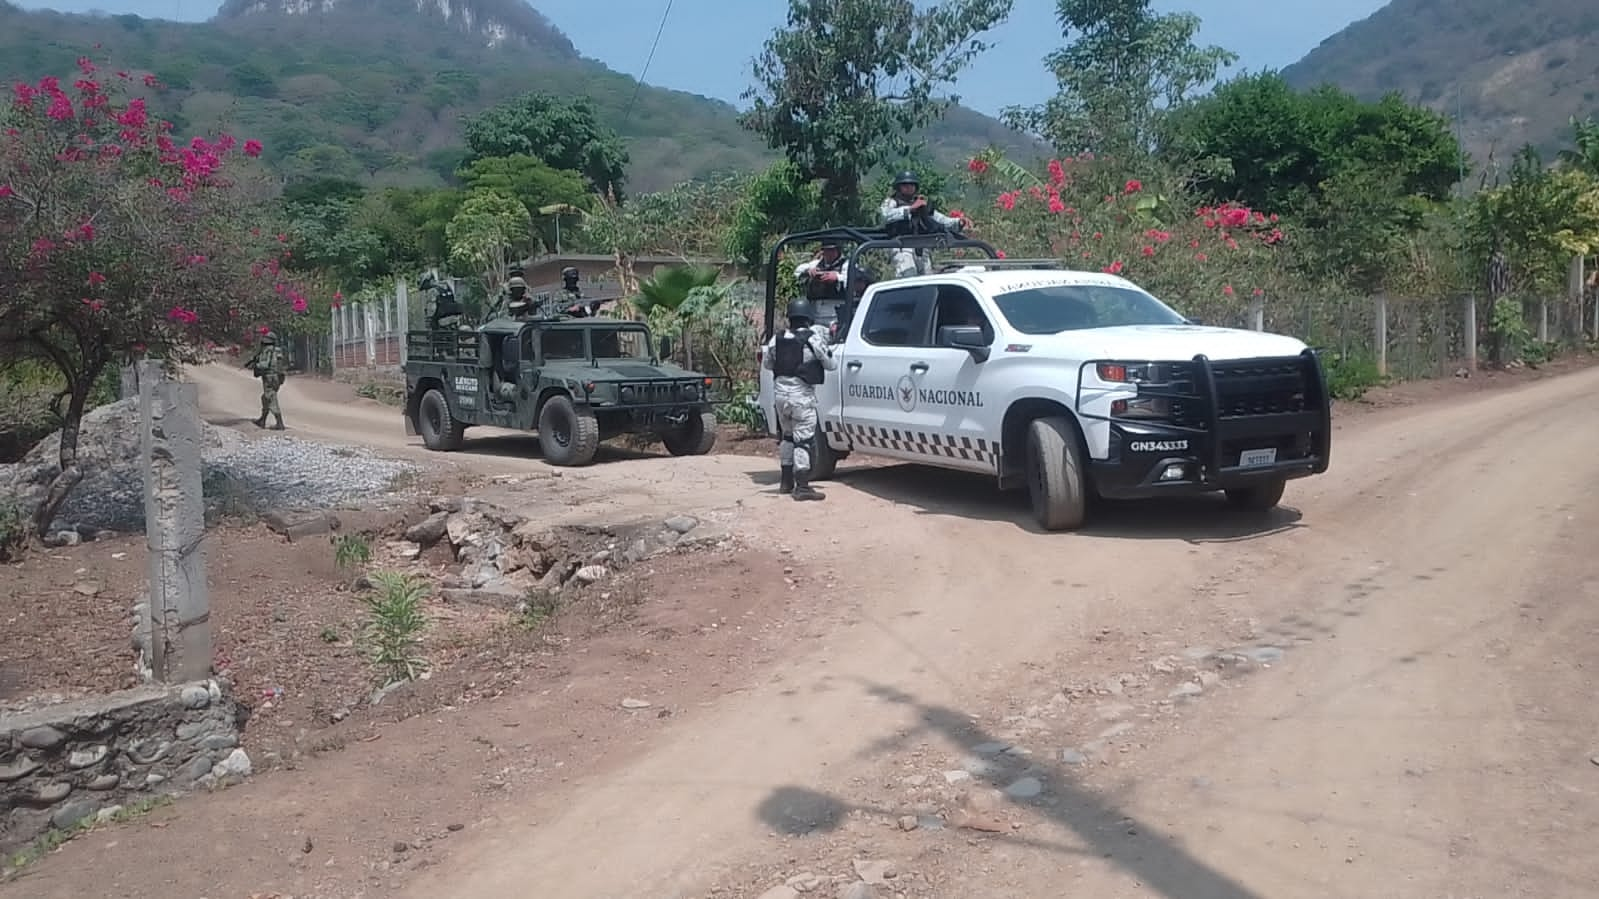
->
[620,386,635,402]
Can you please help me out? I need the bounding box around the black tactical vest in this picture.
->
[772,328,824,385]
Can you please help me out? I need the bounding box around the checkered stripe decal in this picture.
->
[824,421,1001,466]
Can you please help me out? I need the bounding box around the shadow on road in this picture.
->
[748,460,1303,541]
[754,682,1265,899]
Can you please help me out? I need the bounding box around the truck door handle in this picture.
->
[909,362,929,373]
[846,361,862,371]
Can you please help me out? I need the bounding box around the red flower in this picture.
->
[1047,159,1066,187]
[967,157,989,174]
[1104,260,1125,275]
[0,185,12,198]
[1047,196,1065,214]
[1252,288,1264,297]
[1222,285,1234,296]
[1194,253,1208,262]
[995,250,1006,259]
[143,74,159,87]
[243,139,263,158]
[1124,179,1142,193]
[87,271,106,286]
[257,325,271,336]
[1141,245,1155,256]
[1221,208,1249,228]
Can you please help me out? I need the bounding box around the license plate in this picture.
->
[1239,448,1277,468]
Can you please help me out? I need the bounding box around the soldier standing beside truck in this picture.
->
[762,297,837,501]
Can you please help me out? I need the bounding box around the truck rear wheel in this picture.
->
[1224,479,1286,512]
[1024,416,1087,531]
[808,435,839,481]
[417,389,465,452]
[538,394,600,466]
[662,411,718,456]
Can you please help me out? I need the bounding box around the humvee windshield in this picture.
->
[539,325,651,362]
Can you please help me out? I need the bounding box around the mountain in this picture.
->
[0,0,1044,194]
[1281,0,1599,178]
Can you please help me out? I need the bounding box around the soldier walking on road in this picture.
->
[244,330,287,430]
[762,297,837,501]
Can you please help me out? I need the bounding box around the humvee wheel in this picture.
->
[662,411,718,456]
[417,388,465,452]
[538,394,600,466]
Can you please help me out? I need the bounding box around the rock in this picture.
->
[95,805,124,824]
[390,541,422,561]
[19,725,68,750]
[573,565,608,584]
[34,782,73,803]
[46,529,82,547]
[663,514,699,534]
[786,872,825,892]
[214,748,252,779]
[1454,367,1471,379]
[619,698,651,710]
[915,815,945,830]
[199,734,239,751]
[1169,681,1203,698]
[942,770,971,785]
[897,815,918,831]
[447,823,465,832]
[405,510,451,546]
[1196,670,1222,689]
[756,886,801,899]
[67,745,108,769]
[445,512,491,547]
[262,509,337,540]
[971,741,1011,755]
[393,841,410,853]
[86,774,120,791]
[1061,748,1087,765]
[837,883,876,899]
[852,859,895,883]
[1242,646,1284,664]
[51,800,99,830]
[0,757,42,782]
[1004,777,1043,799]
[73,581,102,596]
[179,685,212,709]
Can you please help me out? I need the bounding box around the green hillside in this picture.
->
[1281,0,1599,174]
[0,0,1044,193]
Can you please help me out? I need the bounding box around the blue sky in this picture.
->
[13,0,1392,117]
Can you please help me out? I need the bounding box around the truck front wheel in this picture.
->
[662,411,718,456]
[1224,479,1286,512]
[1024,416,1087,531]
[538,394,600,466]
[417,389,465,452]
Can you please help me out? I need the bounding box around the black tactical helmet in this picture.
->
[893,171,918,188]
[561,266,579,280]
[786,297,817,325]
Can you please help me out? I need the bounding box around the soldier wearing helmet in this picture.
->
[762,296,838,501]
[505,271,534,319]
[879,170,967,278]
[243,329,287,430]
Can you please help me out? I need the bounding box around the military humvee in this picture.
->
[402,311,728,466]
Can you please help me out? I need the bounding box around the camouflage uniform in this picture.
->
[245,332,287,430]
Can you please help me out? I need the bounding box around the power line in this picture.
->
[621,0,674,126]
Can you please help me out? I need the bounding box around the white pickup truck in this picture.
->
[757,265,1332,531]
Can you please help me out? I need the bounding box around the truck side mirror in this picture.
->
[658,336,673,360]
[943,325,991,363]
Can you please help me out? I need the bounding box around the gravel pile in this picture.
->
[2,398,421,536]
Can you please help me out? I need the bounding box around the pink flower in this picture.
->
[1222,285,1234,296]
[187,254,207,266]
[13,82,36,107]
[116,98,147,128]
[995,192,1017,211]
[243,139,263,158]
[77,57,97,75]
[46,93,74,121]
[30,237,55,257]
[76,223,95,241]
[967,157,988,174]
[1047,159,1065,187]
[1047,195,1065,214]
[1124,179,1142,193]
[292,296,308,313]
[257,325,271,336]
[1141,245,1154,257]
[87,271,106,286]
[1194,253,1208,262]
[994,250,1006,259]
[143,74,159,87]
[1252,288,1264,297]
[1104,260,1124,275]
[0,185,12,198]
[168,307,199,324]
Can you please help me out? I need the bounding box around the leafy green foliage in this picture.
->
[462,93,630,197]
[1005,0,1237,157]
[358,570,431,685]
[741,0,1015,221]
[446,191,534,294]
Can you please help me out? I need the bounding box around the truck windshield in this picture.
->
[590,327,651,359]
[992,284,1189,334]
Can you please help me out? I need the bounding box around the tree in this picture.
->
[0,61,309,536]
[462,92,629,197]
[1005,0,1236,158]
[741,0,1014,222]
[1167,75,1466,214]
[457,154,591,249]
[445,190,534,298]
[1558,116,1599,177]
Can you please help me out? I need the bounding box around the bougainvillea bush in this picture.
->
[960,150,1295,326]
[0,59,309,535]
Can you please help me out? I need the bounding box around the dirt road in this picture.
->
[37,362,1599,897]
